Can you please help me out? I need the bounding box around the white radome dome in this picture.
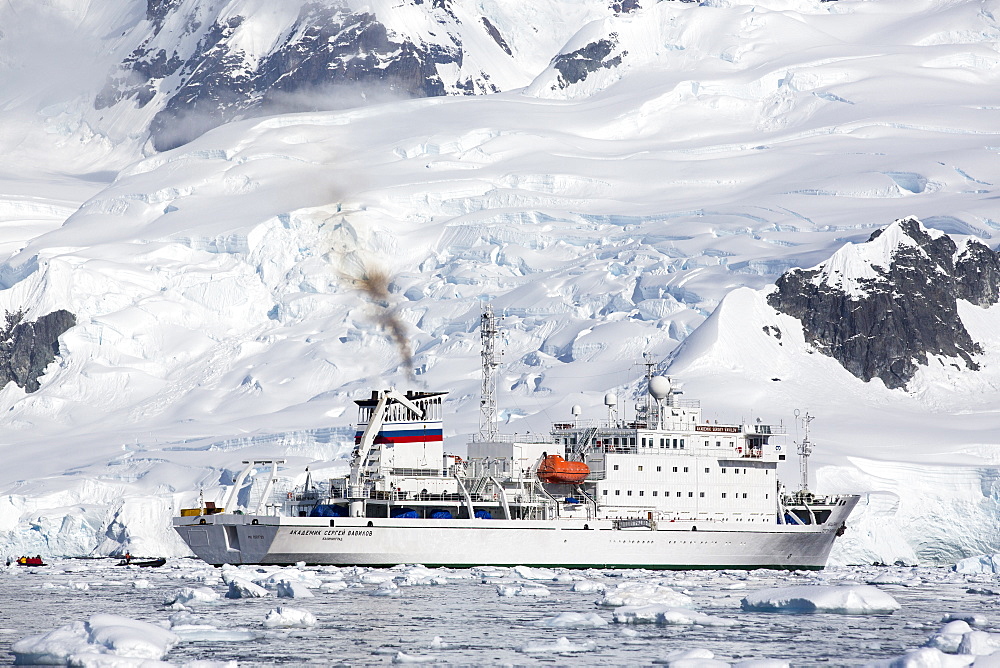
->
[648,375,671,400]
[604,392,617,407]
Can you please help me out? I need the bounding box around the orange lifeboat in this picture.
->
[537,455,590,484]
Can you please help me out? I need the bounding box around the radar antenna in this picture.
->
[479,304,501,440]
[794,410,814,492]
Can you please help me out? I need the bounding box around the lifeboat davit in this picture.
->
[537,455,590,484]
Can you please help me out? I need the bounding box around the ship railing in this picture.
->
[469,433,553,444]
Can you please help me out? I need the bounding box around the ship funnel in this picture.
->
[648,375,671,400]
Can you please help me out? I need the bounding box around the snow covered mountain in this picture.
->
[0,0,999,564]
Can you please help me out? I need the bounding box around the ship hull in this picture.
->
[173,497,856,570]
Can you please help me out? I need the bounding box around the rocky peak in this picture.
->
[767,217,1000,389]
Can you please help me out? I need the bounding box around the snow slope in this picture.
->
[0,0,998,561]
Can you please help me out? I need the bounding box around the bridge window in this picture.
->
[653,491,658,496]
[638,466,643,472]
[660,438,666,447]
[700,492,705,498]
[672,439,678,448]
[602,490,607,495]
[680,439,685,448]
[716,441,721,447]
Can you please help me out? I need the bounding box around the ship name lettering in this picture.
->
[290,529,323,536]
[694,425,740,433]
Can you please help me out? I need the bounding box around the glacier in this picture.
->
[0,0,998,563]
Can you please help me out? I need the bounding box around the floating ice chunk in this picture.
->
[733,661,790,668]
[320,580,348,592]
[370,582,401,598]
[571,580,606,593]
[869,647,974,667]
[358,572,395,584]
[276,579,314,598]
[132,579,150,589]
[954,555,1000,574]
[926,621,973,653]
[531,612,608,628]
[613,604,735,626]
[598,581,693,608]
[740,585,900,614]
[262,607,317,629]
[227,578,270,599]
[393,651,437,663]
[943,613,988,626]
[496,584,550,598]
[520,636,595,653]
[12,614,179,664]
[429,636,447,649]
[513,565,558,580]
[163,587,220,606]
[959,631,1000,656]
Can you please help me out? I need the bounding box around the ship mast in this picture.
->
[795,410,814,492]
[479,304,501,441]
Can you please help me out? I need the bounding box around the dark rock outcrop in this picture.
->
[98,2,498,152]
[552,37,624,89]
[767,217,1000,389]
[0,310,76,393]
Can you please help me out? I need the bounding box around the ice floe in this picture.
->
[226,577,269,598]
[163,586,221,608]
[262,606,317,629]
[11,614,179,665]
[612,604,735,626]
[530,612,608,628]
[598,581,693,608]
[740,585,900,614]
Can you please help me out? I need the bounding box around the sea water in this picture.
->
[1,558,997,666]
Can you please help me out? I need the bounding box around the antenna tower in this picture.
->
[479,305,501,440]
[795,410,814,492]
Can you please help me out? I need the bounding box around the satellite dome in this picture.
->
[648,375,671,400]
[604,392,617,407]
[571,404,582,417]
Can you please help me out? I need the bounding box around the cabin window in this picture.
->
[700,492,705,498]
[680,439,685,448]
[765,494,769,499]
[722,468,726,473]
[683,467,688,473]
[613,465,619,471]
[627,491,632,496]
[653,491,658,497]
[722,493,727,498]
[672,467,678,473]
[631,438,636,446]
[613,438,619,446]
[672,439,678,448]
[675,492,681,497]
[615,490,621,496]
[704,468,710,473]
[660,439,665,447]
[641,438,646,446]
[639,491,644,496]
[656,466,662,472]
[704,440,710,447]
[638,466,643,472]
[688,492,693,497]
[602,490,607,495]
[716,441,721,447]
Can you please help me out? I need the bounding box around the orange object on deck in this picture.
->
[537,455,590,484]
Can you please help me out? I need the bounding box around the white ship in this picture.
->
[174,310,857,569]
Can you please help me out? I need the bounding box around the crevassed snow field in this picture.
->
[0,0,998,565]
[3,559,1000,666]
